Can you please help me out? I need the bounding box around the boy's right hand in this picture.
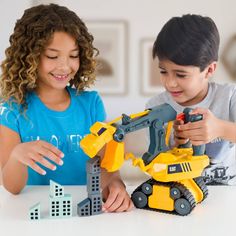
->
[173,119,189,146]
[10,140,64,175]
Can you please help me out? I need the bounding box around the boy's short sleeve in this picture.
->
[229,87,236,122]
[0,103,20,133]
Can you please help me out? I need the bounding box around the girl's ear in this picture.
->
[205,61,217,79]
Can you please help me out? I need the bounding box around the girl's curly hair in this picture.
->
[0,3,98,106]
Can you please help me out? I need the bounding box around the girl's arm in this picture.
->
[101,168,125,189]
[101,168,133,212]
[0,125,28,194]
[95,145,133,212]
[0,125,64,194]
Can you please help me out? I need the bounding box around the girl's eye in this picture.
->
[70,55,79,58]
[46,56,57,59]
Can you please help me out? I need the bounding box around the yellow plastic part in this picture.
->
[107,110,149,125]
[165,121,173,146]
[101,140,125,172]
[126,148,209,182]
[80,122,116,158]
[149,185,174,211]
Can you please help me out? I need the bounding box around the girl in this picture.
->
[0,3,133,212]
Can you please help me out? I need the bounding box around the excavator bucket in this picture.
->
[101,140,125,172]
[80,122,116,158]
[80,133,104,157]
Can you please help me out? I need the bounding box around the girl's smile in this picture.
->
[50,73,71,82]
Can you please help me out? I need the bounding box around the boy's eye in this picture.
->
[160,70,167,74]
[176,74,187,78]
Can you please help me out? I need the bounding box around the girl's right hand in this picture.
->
[10,140,64,175]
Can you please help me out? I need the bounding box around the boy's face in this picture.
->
[37,31,80,92]
[158,60,214,106]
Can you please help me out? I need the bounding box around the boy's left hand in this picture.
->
[176,108,221,146]
[102,178,134,213]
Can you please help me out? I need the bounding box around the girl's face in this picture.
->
[158,60,215,106]
[37,31,80,91]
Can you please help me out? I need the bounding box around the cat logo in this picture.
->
[169,166,176,172]
[168,164,182,174]
[167,163,192,174]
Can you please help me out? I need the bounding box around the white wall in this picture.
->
[0,0,31,60]
[53,0,236,119]
[1,0,236,119]
[1,0,236,182]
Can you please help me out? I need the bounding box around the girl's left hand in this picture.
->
[102,178,134,213]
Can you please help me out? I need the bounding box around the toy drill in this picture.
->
[80,103,209,216]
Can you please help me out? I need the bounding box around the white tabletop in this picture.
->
[0,185,235,236]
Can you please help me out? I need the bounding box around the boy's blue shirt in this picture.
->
[0,87,106,185]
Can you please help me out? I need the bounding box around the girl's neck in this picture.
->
[35,87,70,111]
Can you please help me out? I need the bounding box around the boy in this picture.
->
[146,14,236,185]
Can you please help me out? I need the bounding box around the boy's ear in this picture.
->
[205,62,217,78]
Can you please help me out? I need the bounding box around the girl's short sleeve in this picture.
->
[91,92,106,123]
[0,103,20,133]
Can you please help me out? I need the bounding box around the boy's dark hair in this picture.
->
[153,14,220,71]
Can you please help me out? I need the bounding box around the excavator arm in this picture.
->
[80,103,177,171]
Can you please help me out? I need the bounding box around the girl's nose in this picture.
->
[57,58,70,71]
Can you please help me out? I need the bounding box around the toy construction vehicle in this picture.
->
[80,103,209,216]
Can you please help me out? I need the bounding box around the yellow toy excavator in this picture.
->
[80,103,209,216]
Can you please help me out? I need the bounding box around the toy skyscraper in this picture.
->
[77,156,102,216]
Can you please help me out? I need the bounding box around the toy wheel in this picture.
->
[141,183,152,195]
[131,191,148,208]
[174,198,191,216]
[170,187,181,200]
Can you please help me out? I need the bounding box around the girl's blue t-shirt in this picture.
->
[0,87,106,185]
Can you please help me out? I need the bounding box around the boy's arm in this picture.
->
[176,108,236,145]
[218,119,236,143]
[190,108,236,143]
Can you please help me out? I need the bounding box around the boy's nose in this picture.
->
[166,76,178,88]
